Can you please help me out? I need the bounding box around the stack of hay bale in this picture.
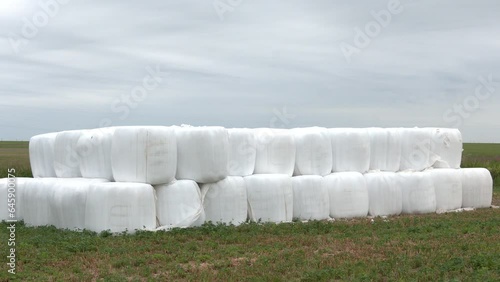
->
[0,126,493,233]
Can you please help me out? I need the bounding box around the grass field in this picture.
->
[462,143,500,159]
[0,142,498,280]
[0,141,30,179]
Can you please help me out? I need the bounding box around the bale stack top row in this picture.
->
[29,126,463,185]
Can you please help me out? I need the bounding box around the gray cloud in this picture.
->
[0,0,499,142]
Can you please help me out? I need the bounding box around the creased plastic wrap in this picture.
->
[50,178,109,230]
[85,182,156,233]
[427,128,463,168]
[254,129,296,176]
[18,178,57,227]
[175,126,228,183]
[427,169,462,212]
[111,126,177,185]
[245,174,293,223]
[54,130,83,178]
[399,128,433,171]
[398,172,436,214]
[155,180,205,229]
[291,175,330,220]
[77,127,115,180]
[227,128,256,176]
[292,127,332,176]
[29,133,58,178]
[201,176,247,225]
[364,172,402,216]
[460,168,493,208]
[368,128,401,172]
[330,128,370,173]
[324,172,369,219]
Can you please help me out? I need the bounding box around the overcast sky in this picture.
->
[1,0,499,142]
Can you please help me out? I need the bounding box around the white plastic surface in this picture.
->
[460,168,493,208]
[50,178,109,230]
[368,128,401,172]
[227,128,256,176]
[111,126,177,185]
[324,172,369,219]
[155,180,205,229]
[364,172,402,216]
[254,129,296,176]
[399,128,433,171]
[427,169,462,212]
[200,176,247,225]
[77,127,115,180]
[4,178,31,221]
[85,182,156,233]
[19,178,58,227]
[427,128,463,169]
[397,172,436,214]
[175,126,228,183]
[0,177,31,221]
[54,130,83,178]
[330,128,370,173]
[245,174,293,223]
[291,175,330,220]
[29,133,57,178]
[292,127,332,176]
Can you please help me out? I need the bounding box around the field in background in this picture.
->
[0,141,30,178]
[0,141,498,280]
[462,143,500,159]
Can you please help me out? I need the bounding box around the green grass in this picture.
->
[0,141,31,178]
[0,141,499,280]
[463,143,500,159]
[0,213,499,281]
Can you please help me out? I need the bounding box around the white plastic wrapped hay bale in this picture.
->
[29,132,57,178]
[427,128,463,168]
[324,172,369,219]
[460,168,493,208]
[77,127,115,180]
[19,178,58,227]
[244,174,293,223]
[427,169,462,212]
[399,128,433,171]
[175,126,229,183]
[254,128,296,176]
[0,177,32,221]
[1,177,32,221]
[368,128,401,172]
[291,175,330,220]
[364,172,402,217]
[111,126,177,185]
[50,178,109,230]
[227,128,256,176]
[330,128,370,173]
[85,182,156,233]
[54,130,84,178]
[200,176,247,225]
[155,180,205,229]
[291,127,332,176]
[397,172,436,214]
